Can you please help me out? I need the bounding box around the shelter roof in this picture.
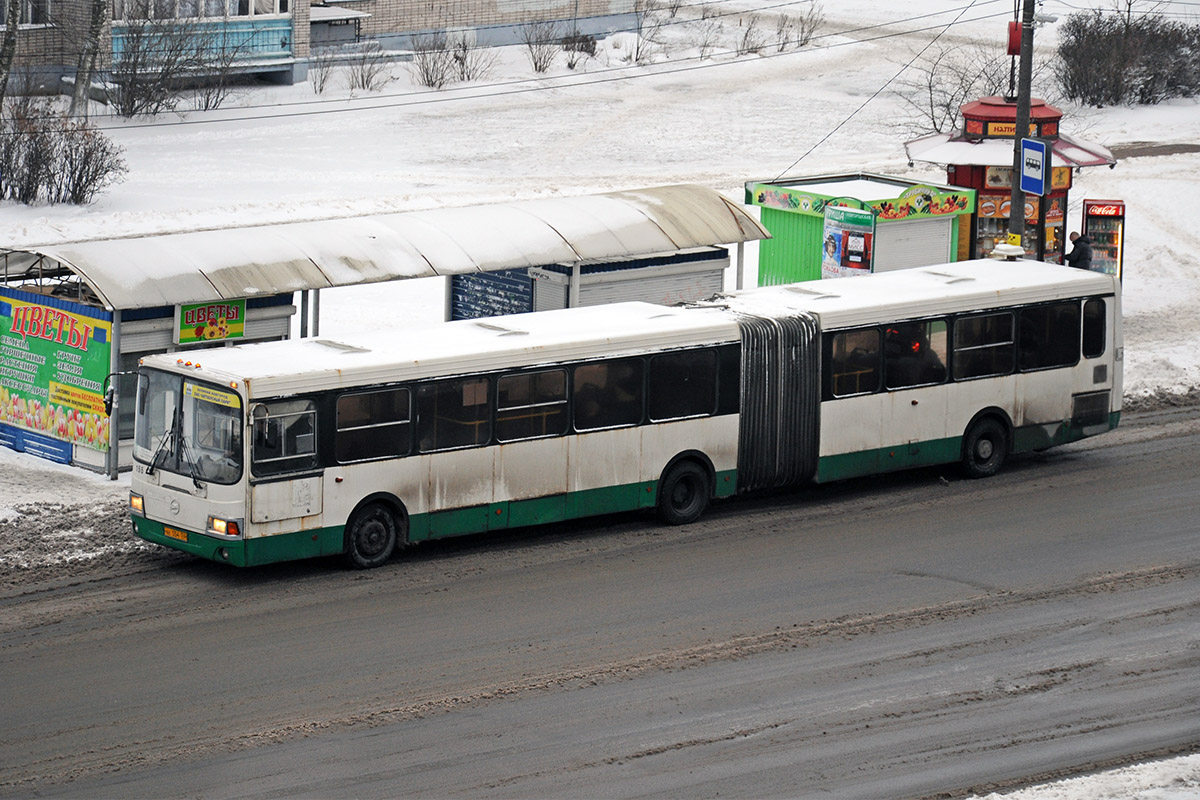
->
[0,184,768,310]
[904,131,1116,169]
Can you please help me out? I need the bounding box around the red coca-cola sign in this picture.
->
[1086,201,1124,216]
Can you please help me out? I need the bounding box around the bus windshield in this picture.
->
[134,368,244,485]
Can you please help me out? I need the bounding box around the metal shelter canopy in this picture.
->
[1,184,769,311]
[904,131,1117,169]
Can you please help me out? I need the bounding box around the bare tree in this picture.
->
[409,31,455,88]
[310,46,337,94]
[736,14,765,56]
[631,0,666,64]
[561,29,596,70]
[105,4,208,118]
[0,0,22,108]
[452,33,498,82]
[0,96,126,205]
[793,2,823,47]
[520,20,560,73]
[894,43,1012,133]
[68,0,110,118]
[346,40,392,92]
[192,27,253,111]
[691,13,723,61]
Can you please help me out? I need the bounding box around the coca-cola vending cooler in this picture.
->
[1082,199,1125,279]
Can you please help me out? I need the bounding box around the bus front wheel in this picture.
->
[962,418,1008,479]
[344,503,399,569]
[657,460,711,525]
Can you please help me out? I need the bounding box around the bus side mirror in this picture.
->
[104,386,115,416]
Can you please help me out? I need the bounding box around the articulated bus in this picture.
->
[129,259,1122,568]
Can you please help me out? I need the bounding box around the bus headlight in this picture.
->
[130,493,145,516]
[207,516,242,538]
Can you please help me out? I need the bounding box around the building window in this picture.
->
[1,0,50,25]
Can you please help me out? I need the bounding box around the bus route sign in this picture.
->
[1020,138,1050,197]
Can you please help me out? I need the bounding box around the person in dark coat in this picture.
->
[1065,231,1093,270]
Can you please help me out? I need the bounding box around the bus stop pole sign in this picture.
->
[1020,137,1049,196]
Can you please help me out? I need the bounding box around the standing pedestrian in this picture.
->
[1065,231,1093,270]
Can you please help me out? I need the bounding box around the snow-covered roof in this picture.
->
[144,259,1118,399]
[904,132,1116,169]
[1,184,769,310]
[722,258,1118,330]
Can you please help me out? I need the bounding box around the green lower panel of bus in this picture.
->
[133,469,740,567]
[815,412,1121,484]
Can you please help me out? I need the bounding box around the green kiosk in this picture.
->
[745,172,977,284]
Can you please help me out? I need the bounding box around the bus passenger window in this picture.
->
[885,320,947,390]
[573,359,644,430]
[953,313,1014,380]
[336,388,411,463]
[829,329,880,397]
[1082,298,1106,358]
[496,370,568,441]
[648,349,717,421]
[252,399,317,475]
[417,378,490,452]
[1018,302,1081,371]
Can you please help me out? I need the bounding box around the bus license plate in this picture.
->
[164,527,188,542]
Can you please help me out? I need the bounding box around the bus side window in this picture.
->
[573,359,644,431]
[496,370,568,441]
[648,349,717,421]
[1082,298,1106,358]
[953,312,1014,380]
[336,388,411,463]
[884,320,947,390]
[252,399,317,475]
[1018,302,1081,371]
[416,378,490,452]
[829,329,880,397]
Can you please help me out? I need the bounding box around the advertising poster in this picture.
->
[822,205,876,279]
[0,288,113,452]
[176,299,247,344]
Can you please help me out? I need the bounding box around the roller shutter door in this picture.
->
[873,218,954,272]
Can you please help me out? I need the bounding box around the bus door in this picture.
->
[879,320,951,470]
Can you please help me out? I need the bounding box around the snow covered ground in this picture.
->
[1,0,1197,794]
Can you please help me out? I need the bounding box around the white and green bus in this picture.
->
[129,259,1122,568]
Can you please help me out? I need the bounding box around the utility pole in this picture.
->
[1005,0,1037,254]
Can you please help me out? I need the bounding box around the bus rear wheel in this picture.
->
[657,460,711,525]
[344,503,399,569]
[962,418,1008,479]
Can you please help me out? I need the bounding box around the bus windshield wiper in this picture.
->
[145,405,180,477]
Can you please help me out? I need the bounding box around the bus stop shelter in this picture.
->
[0,184,769,477]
